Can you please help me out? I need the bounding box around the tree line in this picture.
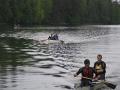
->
[0,0,120,26]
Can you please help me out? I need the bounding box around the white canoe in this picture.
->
[74,82,110,90]
[40,39,64,44]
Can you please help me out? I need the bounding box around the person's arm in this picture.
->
[92,67,100,80]
[92,67,96,74]
[74,68,82,77]
[102,61,106,73]
[103,62,106,69]
[93,62,96,69]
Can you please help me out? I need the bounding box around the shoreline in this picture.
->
[14,25,120,30]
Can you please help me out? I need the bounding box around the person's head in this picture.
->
[97,54,102,61]
[84,59,90,66]
[51,33,54,36]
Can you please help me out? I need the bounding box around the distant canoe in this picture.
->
[40,39,64,44]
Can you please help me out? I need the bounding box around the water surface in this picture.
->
[0,25,120,90]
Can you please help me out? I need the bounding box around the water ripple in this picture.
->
[0,26,120,90]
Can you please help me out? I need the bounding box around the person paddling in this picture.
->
[93,54,117,89]
[48,34,53,40]
[74,59,96,87]
[54,34,59,40]
[48,33,59,40]
[94,54,106,80]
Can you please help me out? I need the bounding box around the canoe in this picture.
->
[74,81,111,90]
[40,39,64,44]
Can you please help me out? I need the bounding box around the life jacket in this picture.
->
[94,61,106,74]
[82,67,93,78]
[95,64,102,70]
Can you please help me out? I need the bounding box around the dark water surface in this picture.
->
[0,25,120,90]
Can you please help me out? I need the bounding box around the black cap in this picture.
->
[84,59,90,64]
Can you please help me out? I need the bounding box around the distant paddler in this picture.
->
[48,33,59,40]
[40,33,64,44]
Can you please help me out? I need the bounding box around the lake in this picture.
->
[0,25,120,90]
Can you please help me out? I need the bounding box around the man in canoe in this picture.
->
[48,33,59,40]
[48,34,53,40]
[74,59,96,87]
[94,54,106,80]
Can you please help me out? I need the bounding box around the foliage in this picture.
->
[0,0,120,26]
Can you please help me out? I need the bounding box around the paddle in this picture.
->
[82,77,117,89]
[103,81,116,89]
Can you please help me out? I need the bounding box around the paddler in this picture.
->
[74,59,96,87]
[94,54,106,80]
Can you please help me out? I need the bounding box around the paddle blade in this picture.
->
[104,82,117,89]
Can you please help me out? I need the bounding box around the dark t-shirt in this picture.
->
[94,60,106,75]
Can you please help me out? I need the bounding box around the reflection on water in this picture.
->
[0,25,120,90]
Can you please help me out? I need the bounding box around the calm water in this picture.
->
[0,25,120,90]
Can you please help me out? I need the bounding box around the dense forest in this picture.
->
[0,0,120,26]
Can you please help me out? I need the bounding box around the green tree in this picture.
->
[0,0,13,24]
[111,3,120,24]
